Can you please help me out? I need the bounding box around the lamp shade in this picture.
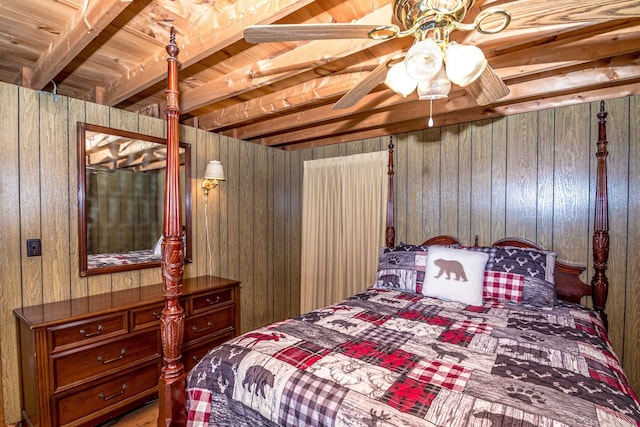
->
[203,160,225,181]
[444,42,487,87]
[417,67,451,100]
[404,38,443,82]
[384,62,417,97]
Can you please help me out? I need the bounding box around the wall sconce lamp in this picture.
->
[201,160,225,203]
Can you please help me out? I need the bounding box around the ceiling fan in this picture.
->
[244,0,640,113]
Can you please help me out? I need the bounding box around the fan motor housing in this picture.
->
[393,0,474,30]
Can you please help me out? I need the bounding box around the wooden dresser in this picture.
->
[13,275,240,427]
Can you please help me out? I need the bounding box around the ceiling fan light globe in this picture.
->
[385,63,418,97]
[417,68,451,100]
[444,42,487,86]
[404,38,443,82]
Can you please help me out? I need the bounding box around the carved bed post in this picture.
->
[386,136,395,248]
[158,27,187,427]
[592,100,610,330]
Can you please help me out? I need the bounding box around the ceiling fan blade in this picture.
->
[464,65,509,106]
[244,24,398,43]
[332,62,390,110]
[501,0,640,30]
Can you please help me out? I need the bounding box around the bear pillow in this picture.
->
[422,246,489,306]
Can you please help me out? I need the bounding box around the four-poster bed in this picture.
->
[159,32,638,426]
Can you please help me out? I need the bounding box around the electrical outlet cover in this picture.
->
[27,239,41,257]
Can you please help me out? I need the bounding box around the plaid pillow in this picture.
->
[415,253,428,293]
[483,271,523,304]
[466,245,557,307]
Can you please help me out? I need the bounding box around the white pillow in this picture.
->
[422,246,489,306]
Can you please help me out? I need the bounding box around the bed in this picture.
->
[157,30,640,426]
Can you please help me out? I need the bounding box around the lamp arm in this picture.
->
[201,178,218,191]
[201,178,219,203]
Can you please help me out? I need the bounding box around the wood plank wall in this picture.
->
[0,82,295,423]
[0,80,638,424]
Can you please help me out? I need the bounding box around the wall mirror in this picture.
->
[77,122,192,276]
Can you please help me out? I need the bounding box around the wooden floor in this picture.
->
[4,400,158,427]
[101,400,158,426]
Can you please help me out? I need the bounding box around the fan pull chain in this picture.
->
[428,98,434,127]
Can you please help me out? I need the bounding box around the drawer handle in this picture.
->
[98,383,127,401]
[192,321,212,333]
[97,348,127,364]
[79,324,104,337]
[152,311,162,320]
[206,296,221,305]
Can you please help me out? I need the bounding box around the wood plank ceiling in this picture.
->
[1,0,640,150]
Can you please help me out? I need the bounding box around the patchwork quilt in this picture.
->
[186,288,640,426]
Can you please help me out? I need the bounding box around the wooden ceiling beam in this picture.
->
[222,88,400,139]
[197,56,400,130]
[218,25,640,139]
[494,0,640,30]
[282,81,640,150]
[27,0,130,91]
[178,4,394,113]
[102,0,316,106]
[488,24,640,70]
[252,57,640,146]
[202,23,636,135]
[188,3,622,118]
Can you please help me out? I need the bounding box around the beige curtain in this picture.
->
[300,151,388,313]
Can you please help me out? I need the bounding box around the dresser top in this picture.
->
[14,275,240,327]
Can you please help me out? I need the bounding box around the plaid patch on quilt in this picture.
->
[186,288,640,427]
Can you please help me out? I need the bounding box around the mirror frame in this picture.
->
[77,122,192,276]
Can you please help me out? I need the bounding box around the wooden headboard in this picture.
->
[422,235,593,307]
[415,102,611,327]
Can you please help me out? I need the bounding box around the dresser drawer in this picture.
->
[48,312,128,353]
[52,329,160,392]
[184,306,234,344]
[183,331,235,372]
[191,288,233,314]
[130,302,164,331]
[53,361,159,427]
